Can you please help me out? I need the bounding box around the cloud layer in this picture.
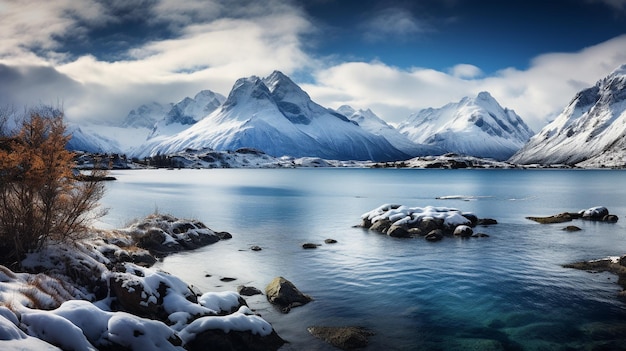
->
[1,0,625,131]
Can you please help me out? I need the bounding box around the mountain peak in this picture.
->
[609,63,626,77]
[476,91,494,100]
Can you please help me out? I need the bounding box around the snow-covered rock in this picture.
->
[134,71,408,162]
[509,64,626,167]
[397,92,534,160]
[336,105,442,157]
[122,102,172,129]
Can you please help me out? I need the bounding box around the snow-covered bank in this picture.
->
[0,215,284,350]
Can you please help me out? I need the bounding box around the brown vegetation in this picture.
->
[0,110,106,268]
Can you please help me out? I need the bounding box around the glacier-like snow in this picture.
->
[397,92,534,161]
[509,64,626,166]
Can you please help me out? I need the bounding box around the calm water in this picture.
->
[99,169,626,350]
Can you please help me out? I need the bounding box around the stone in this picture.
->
[603,214,619,223]
[453,225,473,237]
[265,277,312,313]
[478,218,498,225]
[250,245,262,251]
[425,229,443,242]
[526,213,575,224]
[387,225,409,238]
[563,226,582,231]
[581,206,609,220]
[308,326,374,350]
[238,285,263,296]
[369,219,392,234]
[471,233,490,238]
[462,213,478,226]
[324,238,338,244]
[302,243,319,249]
[184,328,285,351]
[419,217,443,232]
[216,231,233,240]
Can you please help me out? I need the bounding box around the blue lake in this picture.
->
[99,168,626,350]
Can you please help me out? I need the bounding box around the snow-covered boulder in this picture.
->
[359,204,496,240]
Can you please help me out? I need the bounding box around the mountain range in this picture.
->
[510,64,626,167]
[63,66,626,167]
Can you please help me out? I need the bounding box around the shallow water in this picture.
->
[99,168,626,350]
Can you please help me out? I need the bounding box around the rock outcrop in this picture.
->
[265,276,312,313]
[359,204,496,241]
[308,326,374,350]
[527,206,619,224]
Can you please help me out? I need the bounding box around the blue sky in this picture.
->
[1,0,626,130]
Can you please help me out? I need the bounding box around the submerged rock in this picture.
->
[265,276,312,313]
[529,207,618,224]
[564,255,626,297]
[308,326,374,350]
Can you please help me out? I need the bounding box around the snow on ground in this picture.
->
[0,216,276,350]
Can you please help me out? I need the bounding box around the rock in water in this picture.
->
[308,326,374,350]
[265,277,312,313]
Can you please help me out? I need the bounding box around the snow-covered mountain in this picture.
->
[336,105,442,156]
[122,102,172,129]
[147,90,226,139]
[65,124,122,154]
[134,71,408,161]
[397,92,534,160]
[509,64,626,167]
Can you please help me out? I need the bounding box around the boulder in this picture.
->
[265,277,312,313]
[324,238,338,244]
[462,213,478,226]
[424,229,443,242]
[387,225,409,238]
[603,214,619,223]
[250,245,262,251]
[302,243,319,249]
[581,206,609,220]
[526,213,575,224]
[563,226,582,232]
[453,225,473,237]
[184,328,285,351]
[471,233,490,238]
[369,219,392,234]
[308,326,374,350]
[478,218,498,225]
[419,217,443,233]
[238,286,263,296]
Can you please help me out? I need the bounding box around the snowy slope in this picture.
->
[122,101,171,129]
[337,105,442,156]
[509,64,626,166]
[65,124,123,153]
[397,92,534,160]
[148,90,225,139]
[134,71,408,161]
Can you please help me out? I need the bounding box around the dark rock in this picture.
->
[419,217,443,233]
[581,206,609,220]
[425,229,443,242]
[387,225,409,238]
[620,255,626,267]
[220,277,237,282]
[308,326,374,350]
[462,213,478,226]
[369,219,392,234]
[471,233,490,238]
[265,276,312,313]
[407,228,424,237]
[453,225,473,237]
[478,218,498,225]
[359,217,373,229]
[238,285,263,296]
[184,328,285,351]
[250,245,262,251]
[216,231,233,240]
[563,226,582,231]
[526,213,575,224]
[603,214,619,223]
[302,243,319,249]
[131,250,158,267]
[324,238,338,244]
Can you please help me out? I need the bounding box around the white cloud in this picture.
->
[362,7,429,42]
[449,64,483,79]
[305,35,626,131]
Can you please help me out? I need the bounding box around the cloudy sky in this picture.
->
[1,0,626,130]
